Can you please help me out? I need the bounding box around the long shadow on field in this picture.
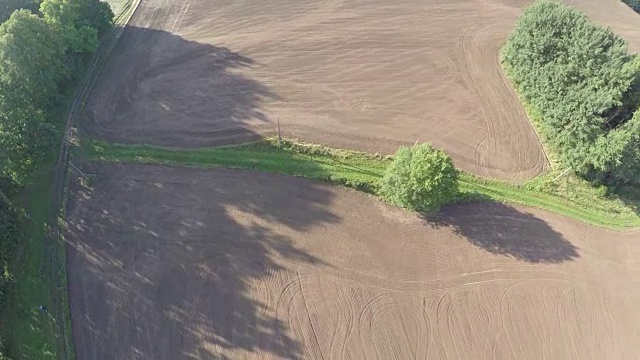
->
[64,164,338,359]
[428,202,579,264]
[83,26,278,147]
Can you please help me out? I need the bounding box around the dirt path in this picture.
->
[81,0,567,181]
[65,164,640,359]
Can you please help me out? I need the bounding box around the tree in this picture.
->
[40,0,113,39]
[381,143,459,213]
[41,0,96,55]
[0,10,65,183]
[0,1,113,184]
[0,10,66,107]
[501,0,640,185]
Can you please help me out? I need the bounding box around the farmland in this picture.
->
[83,0,552,182]
[66,164,640,359]
[56,0,640,359]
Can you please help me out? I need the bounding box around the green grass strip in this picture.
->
[81,138,640,230]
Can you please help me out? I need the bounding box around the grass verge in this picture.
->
[82,138,640,230]
[3,158,60,360]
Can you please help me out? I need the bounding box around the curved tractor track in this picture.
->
[65,164,640,359]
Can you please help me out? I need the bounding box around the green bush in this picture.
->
[501,0,640,185]
[380,143,458,213]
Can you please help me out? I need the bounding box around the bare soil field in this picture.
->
[82,0,640,181]
[65,163,640,359]
[84,0,565,182]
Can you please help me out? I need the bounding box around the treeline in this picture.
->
[502,0,640,185]
[0,0,113,358]
[0,0,113,187]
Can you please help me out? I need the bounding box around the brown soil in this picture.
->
[83,0,572,182]
[65,164,640,359]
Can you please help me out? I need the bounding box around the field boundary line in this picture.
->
[500,61,563,173]
[46,0,142,359]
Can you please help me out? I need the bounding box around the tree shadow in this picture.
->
[424,201,579,264]
[82,25,279,147]
[64,163,339,359]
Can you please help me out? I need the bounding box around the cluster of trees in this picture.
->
[501,0,640,185]
[381,143,459,213]
[0,0,113,187]
[0,1,113,358]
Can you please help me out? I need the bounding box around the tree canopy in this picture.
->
[381,143,459,213]
[501,0,640,185]
[0,0,112,186]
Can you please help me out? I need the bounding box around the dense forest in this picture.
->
[0,0,113,358]
[502,0,640,185]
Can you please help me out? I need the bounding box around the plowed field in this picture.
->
[65,164,640,359]
[83,0,567,181]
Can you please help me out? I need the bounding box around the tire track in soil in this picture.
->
[297,271,326,360]
[357,294,430,359]
[557,285,624,359]
[275,277,310,358]
[500,281,564,360]
[436,286,501,359]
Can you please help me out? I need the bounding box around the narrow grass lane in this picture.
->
[82,138,640,230]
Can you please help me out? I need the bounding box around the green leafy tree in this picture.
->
[0,10,66,107]
[40,0,113,36]
[381,143,459,213]
[501,0,640,184]
[0,10,65,183]
[41,0,97,54]
[0,1,113,184]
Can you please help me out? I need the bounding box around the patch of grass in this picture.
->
[83,139,387,194]
[82,138,640,230]
[3,158,59,360]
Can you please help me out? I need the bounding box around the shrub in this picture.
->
[381,143,458,213]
